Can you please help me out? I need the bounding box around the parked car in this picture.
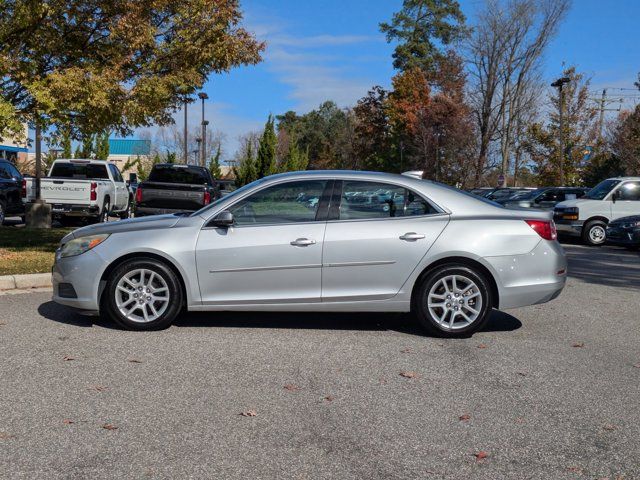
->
[23,159,130,224]
[605,215,640,249]
[52,170,567,337]
[555,177,640,246]
[468,187,494,197]
[134,164,217,217]
[483,187,536,202]
[0,159,25,225]
[501,187,589,209]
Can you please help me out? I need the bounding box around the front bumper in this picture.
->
[606,226,640,246]
[52,249,107,311]
[484,239,567,309]
[555,218,583,237]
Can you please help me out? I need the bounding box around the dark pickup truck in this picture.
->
[134,164,218,217]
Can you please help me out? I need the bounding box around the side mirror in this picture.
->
[209,210,234,228]
[612,190,621,202]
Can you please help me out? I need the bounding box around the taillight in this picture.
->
[90,182,97,201]
[203,191,211,205]
[525,220,557,241]
[135,186,143,203]
[21,179,26,198]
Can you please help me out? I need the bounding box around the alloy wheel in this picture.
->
[426,274,483,330]
[115,268,170,323]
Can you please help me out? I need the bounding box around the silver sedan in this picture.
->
[52,171,567,337]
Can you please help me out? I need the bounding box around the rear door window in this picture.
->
[618,182,640,201]
[338,181,438,220]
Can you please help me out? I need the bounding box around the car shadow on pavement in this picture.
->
[38,301,522,337]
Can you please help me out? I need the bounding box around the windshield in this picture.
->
[585,179,620,200]
[148,165,209,184]
[50,162,109,179]
[190,178,267,217]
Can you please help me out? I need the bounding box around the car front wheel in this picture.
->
[414,265,493,337]
[103,258,183,330]
[582,220,607,246]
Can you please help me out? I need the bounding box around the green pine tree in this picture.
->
[283,135,303,172]
[94,131,110,160]
[73,145,82,159]
[166,152,177,164]
[256,114,277,178]
[209,144,222,178]
[80,134,94,158]
[233,140,257,187]
[61,128,72,158]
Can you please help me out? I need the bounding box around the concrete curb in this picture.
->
[0,273,52,291]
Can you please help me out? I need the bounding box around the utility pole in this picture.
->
[551,77,571,185]
[35,121,41,201]
[183,99,188,164]
[597,89,606,144]
[198,92,209,166]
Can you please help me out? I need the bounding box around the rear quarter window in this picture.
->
[148,166,208,184]
[50,163,109,179]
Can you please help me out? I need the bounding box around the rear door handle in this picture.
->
[290,238,316,247]
[399,232,425,241]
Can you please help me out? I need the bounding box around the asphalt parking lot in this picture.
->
[1,242,639,480]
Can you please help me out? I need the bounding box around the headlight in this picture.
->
[60,234,110,258]
[622,221,640,229]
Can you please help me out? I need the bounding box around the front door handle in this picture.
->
[399,232,425,241]
[290,238,316,247]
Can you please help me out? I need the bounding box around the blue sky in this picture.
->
[151,0,640,159]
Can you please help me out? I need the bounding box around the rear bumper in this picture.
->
[555,219,583,237]
[51,203,100,217]
[135,206,193,217]
[484,240,567,309]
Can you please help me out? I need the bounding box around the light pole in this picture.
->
[183,99,189,164]
[194,138,202,166]
[198,92,209,167]
[551,76,571,185]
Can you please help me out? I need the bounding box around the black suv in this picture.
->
[0,159,25,225]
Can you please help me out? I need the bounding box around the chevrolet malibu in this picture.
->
[52,171,567,337]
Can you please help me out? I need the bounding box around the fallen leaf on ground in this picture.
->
[459,414,471,421]
[0,432,14,440]
[603,424,617,431]
[62,419,74,425]
[324,395,335,402]
[62,355,75,361]
[57,336,68,341]
[400,371,418,379]
[400,348,412,353]
[517,372,527,376]
[515,417,525,424]
[474,451,488,461]
[379,377,387,384]
[572,342,585,348]
[102,424,118,430]
[567,466,583,473]
[633,363,640,369]
[240,410,257,417]
[89,385,108,392]
[0,322,7,326]
[477,344,487,349]
[283,384,300,392]
[127,359,143,364]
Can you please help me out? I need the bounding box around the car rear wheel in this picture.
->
[582,220,607,246]
[414,265,493,337]
[103,258,183,330]
[119,198,131,220]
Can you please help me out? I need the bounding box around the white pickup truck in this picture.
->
[23,159,131,224]
[554,177,640,245]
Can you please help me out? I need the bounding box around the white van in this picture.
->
[554,177,640,245]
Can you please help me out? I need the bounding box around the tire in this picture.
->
[102,258,183,330]
[413,264,493,337]
[0,200,6,225]
[100,201,110,223]
[582,220,607,246]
